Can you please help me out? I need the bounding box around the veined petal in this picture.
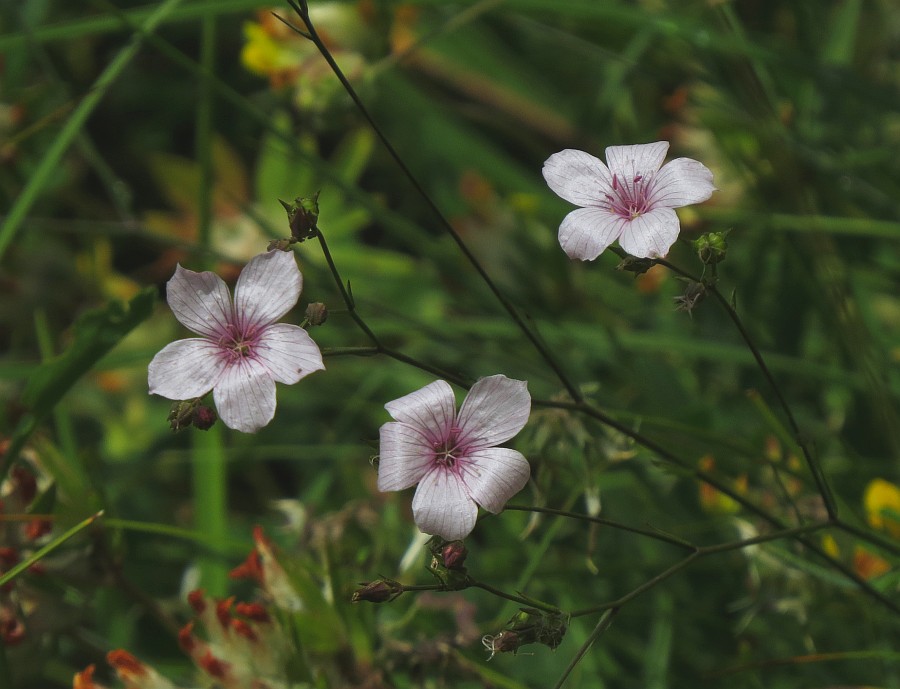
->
[604,142,669,180]
[558,207,627,261]
[385,380,456,446]
[456,375,530,449]
[542,149,612,207]
[648,157,716,208]
[618,207,680,259]
[254,323,324,384]
[462,448,530,513]
[412,468,478,540]
[234,251,303,330]
[212,357,277,433]
[148,338,225,399]
[377,422,435,491]
[166,265,233,338]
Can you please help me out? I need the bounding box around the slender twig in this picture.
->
[468,580,560,614]
[504,505,695,550]
[283,0,583,403]
[570,521,831,618]
[834,520,900,559]
[552,609,619,689]
[657,257,837,519]
[313,228,472,388]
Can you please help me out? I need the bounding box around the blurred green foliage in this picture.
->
[1,0,899,687]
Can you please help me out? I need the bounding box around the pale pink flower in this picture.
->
[542,141,716,260]
[378,375,531,541]
[148,250,324,433]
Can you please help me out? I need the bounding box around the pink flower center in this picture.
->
[604,173,651,220]
[432,426,467,468]
[218,322,261,362]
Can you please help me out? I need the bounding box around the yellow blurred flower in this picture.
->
[864,478,900,539]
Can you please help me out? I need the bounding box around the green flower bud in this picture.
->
[352,578,403,603]
[692,230,729,265]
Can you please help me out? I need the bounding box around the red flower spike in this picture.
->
[10,466,37,504]
[24,518,52,540]
[198,650,230,679]
[229,549,263,582]
[230,618,258,642]
[0,547,18,568]
[215,596,235,630]
[107,650,147,678]
[178,622,197,653]
[235,602,270,623]
[0,617,25,646]
[187,589,206,614]
[73,665,98,689]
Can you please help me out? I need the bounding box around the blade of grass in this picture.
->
[0,510,103,588]
[0,0,186,262]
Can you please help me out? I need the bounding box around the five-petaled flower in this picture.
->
[148,250,324,433]
[377,375,531,541]
[542,141,716,260]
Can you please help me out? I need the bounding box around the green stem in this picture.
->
[657,257,838,519]
[552,609,619,689]
[468,580,560,614]
[504,504,695,550]
[286,0,583,403]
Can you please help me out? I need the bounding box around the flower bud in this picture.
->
[483,607,569,657]
[304,302,328,327]
[279,192,320,241]
[192,405,217,431]
[167,400,196,432]
[441,540,468,570]
[692,230,729,265]
[352,578,403,603]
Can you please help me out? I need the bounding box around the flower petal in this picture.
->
[648,157,716,208]
[542,149,612,207]
[234,250,303,330]
[412,468,478,540]
[166,265,233,338]
[618,207,680,258]
[604,141,669,180]
[254,323,324,384]
[377,422,434,491]
[558,207,627,261]
[212,357,277,433]
[385,380,456,446]
[148,338,225,399]
[456,375,530,449]
[462,448,530,513]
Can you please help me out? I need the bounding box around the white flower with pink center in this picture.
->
[148,250,324,433]
[378,375,531,541]
[542,141,716,260]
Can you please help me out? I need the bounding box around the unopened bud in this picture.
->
[279,192,320,241]
[693,230,729,265]
[167,400,196,431]
[352,578,403,603]
[305,302,328,326]
[483,607,569,656]
[441,541,468,570]
[192,405,217,430]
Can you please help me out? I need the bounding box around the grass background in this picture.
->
[1,0,899,687]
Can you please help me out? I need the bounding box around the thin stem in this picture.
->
[313,228,472,388]
[833,520,900,559]
[468,580,560,614]
[657,257,837,519]
[286,1,583,403]
[504,504,695,550]
[552,609,619,689]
